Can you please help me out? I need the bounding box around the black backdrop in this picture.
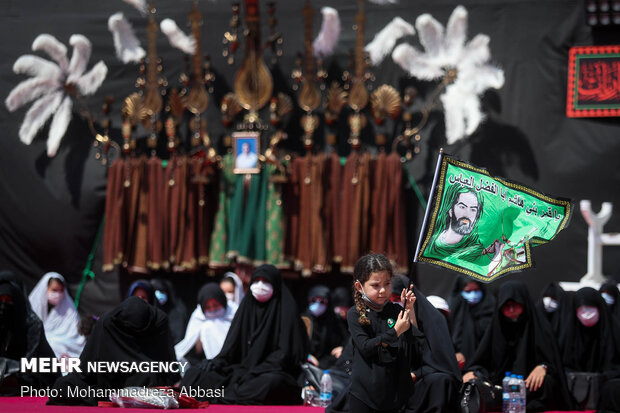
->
[1,0,619,316]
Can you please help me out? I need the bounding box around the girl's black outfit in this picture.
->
[348,302,414,412]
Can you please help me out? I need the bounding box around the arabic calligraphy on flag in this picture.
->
[416,155,572,282]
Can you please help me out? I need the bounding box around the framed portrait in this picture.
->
[233,131,260,174]
[566,45,620,117]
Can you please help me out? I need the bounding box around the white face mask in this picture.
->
[543,297,558,313]
[576,305,600,327]
[204,307,226,319]
[225,292,235,302]
[47,291,63,306]
[250,281,274,303]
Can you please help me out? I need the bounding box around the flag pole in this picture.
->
[413,148,444,263]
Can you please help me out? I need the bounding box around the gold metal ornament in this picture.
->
[370,85,402,123]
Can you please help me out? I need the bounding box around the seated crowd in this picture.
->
[2,260,620,412]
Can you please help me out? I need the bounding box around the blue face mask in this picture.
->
[461,290,483,305]
[155,290,168,306]
[602,292,615,306]
[308,302,327,317]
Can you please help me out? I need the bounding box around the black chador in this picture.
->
[48,297,178,406]
[303,285,348,369]
[0,271,59,395]
[448,274,495,363]
[180,264,308,405]
[558,287,620,412]
[464,280,574,412]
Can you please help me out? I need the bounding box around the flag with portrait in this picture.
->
[415,153,572,282]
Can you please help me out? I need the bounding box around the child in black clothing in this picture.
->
[347,253,416,413]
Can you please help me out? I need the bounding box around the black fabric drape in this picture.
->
[465,280,574,411]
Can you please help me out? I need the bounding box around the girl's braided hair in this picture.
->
[353,253,393,326]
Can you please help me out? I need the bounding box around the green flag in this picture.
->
[415,153,572,282]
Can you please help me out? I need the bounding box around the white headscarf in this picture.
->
[174,301,238,362]
[28,272,85,358]
[222,272,245,306]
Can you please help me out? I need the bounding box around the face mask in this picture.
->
[601,292,615,306]
[250,281,274,303]
[577,305,599,327]
[225,292,235,302]
[204,307,226,319]
[154,290,168,306]
[543,297,558,313]
[461,290,483,305]
[309,302,327,317]
[47,291,63,306]
[358,282,387,312]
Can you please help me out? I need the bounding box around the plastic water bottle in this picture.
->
[517,375,526,413]
[507,374,519,413]
[320,370,333,407]
[502,371,511,413]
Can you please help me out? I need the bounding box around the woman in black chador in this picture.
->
[462,280,574,411]
[599,280,620,322]
[303,284,348,369]
[48,296,178,406]
[448,274,495,369]
[534,281,566,337]
[558,287,620,412]
[404,285,462,413]
[180,264,308,405]
[0,271,59,395]
[150,278,188,344]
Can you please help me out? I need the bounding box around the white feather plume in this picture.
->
[122,0,148,15]
[67,35,92,84]
[76,61,108,96]
[5,77,61,112]
[7,32,107,156]
[313,7,340,58]
[47,96,73,157]
[19,91,63,145]
[365,17,415,66]
[445,5,467,58]
[160,18,196,55]
[32,34,69,72]
[392,6,504,144]
[13,55,62,80]
[461,34,490,68]
[392,43,443,80]
[108,12,146,63]
[415,14,444,58]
